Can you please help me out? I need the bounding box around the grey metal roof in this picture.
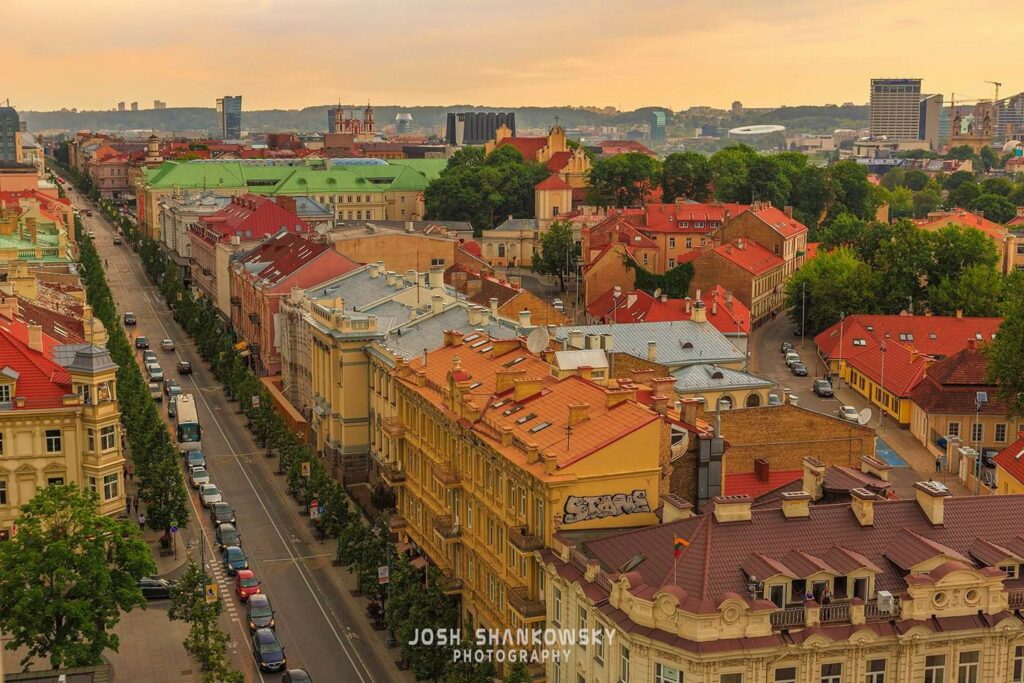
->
[553,321,744,369]
[292,196,333,218]
[492,218,540,233]
[672,364,774,392]
[381,304,520,360]
[53,344,118,373]
[306,266,412,310]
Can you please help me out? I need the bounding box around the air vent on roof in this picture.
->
[529,422,551,433]
[468,382,482,390]
[681,341,694,349]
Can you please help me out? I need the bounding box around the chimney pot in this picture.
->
[712,495,752,523]
[850,488,877,526]
[647,340,657,362]
[780,491,812,518]
[518,309,532,328]
[914,481,949,526]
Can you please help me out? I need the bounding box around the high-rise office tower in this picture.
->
[216,96,242,139]
[649,110,667,142]
[117,101,126,112]
[154,100,167,109]
[869,78,922,140]
[0,106,20,163]
[919,94,943,149]
[130,102,139,112]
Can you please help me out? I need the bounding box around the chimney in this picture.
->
[585,334,601,350]
[443,330,464,347]
[691,301,707,323]
[486,297,499,318]
[518,309,532,329]
[27,323,43,353]
[368,263,381,278]
[660,294,668,303]
[680,397,704,424]
[684,297,692,313]
[467,306,481,326]
[736,238,745,250]
[955,308,963,319]
[650,376,675,397]
[651,395,669,415]
[966,338,976,351]
[495,368,527,394]
[850,488,877,527]
[802,457,826,500]
[405,270,418,288]
[859,455,891,482]
[568,403,590,426]
[712,495,752,523]
[385,270,396,286]
[431,294,444,315]
[783,205,794,218]
[568,329,584,349]
[600,334,614,351]
[725,291,733,304]
[711,300,718,315]
[513,377,544,402]
[660,494,694,523]
[780,491,811,519]
[914,481,949,526]
[429,266,444,289]
[647,340,657,362]
[605,387,635,409]
[754,458,770,482]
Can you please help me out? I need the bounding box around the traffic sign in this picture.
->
[251,395,260,408]
[170,525,179,534]
[301,462,311,477]
[310,499,319,520]
[378,566,390,585]
[205,583,219,604]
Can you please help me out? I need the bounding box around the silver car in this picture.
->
[189,466,210,488]
[146,363,164,383]
[199,483,222,507]
[837,405,859,422]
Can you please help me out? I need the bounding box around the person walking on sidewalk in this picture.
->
[125,495,132,517]
[133,496,140,514]
[127,464,134,482]
[138,513,145,531]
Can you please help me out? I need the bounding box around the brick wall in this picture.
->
[583,244,637,306]
[689,251,752,308]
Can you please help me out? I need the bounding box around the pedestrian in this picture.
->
[123,464,129,480]
[128,464,134,481]
[822,586,833,605]
[133,496,139,514]
[936,457,943,473]
[138,513,145,531]
[125,495,132,517]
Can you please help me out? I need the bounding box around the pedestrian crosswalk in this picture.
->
[206,560,237,618]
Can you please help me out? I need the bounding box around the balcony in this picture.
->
[439,573,463,595]
[380,461,406,487]
[388,516,407,532]
[820,602,850,624]
[508,526,544,552]
[433,515,461,540]
[432,462,461,486]
[508,586,546,620]
[865,596,902,622]
[769,606,806,630]
[1010,589,1024,610]
[381,416,406,438]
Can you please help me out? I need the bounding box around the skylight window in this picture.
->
[866,325,874,331]
[502,357,526,368]
[529,422,551,433]
[515,412,538,425]
[503,405,523,416]
[469,339,488,348]
[468,382,482,390]
[478,346,493,353]
[975,333,983,340]
[492,400,507,409]
[463,334,480,343]
[929,332,937,339]
[852,338,866,346]
[899,333,913,341]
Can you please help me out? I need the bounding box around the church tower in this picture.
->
[363,102,375,133]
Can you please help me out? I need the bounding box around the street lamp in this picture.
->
[877,339,887,430]
[837,312,845,384]
[975,391,988,495]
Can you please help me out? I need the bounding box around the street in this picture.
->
[749,313,842,416]
[72,188,398,682]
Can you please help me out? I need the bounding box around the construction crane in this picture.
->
[985,81,1002,102]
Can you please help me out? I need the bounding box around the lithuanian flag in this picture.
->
[673,537,689,557]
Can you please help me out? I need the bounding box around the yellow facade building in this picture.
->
[378,334,673,652]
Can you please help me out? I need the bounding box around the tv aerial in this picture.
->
[526,326,549,354]
[857,408,873,425]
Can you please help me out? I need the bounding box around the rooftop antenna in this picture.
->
[564,407,573,452]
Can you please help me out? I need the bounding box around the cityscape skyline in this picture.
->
[6,0,1022,112]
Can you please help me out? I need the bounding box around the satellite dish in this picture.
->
[857,408,872,425]
[526,326,549,354]
[653,288,662,299]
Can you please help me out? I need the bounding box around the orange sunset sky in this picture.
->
[6,0,1022,111]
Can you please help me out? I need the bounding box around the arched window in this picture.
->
[745,394,761,408]
[718,395,733,410]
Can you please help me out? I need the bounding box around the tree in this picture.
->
[943,170,976,191]
[946,145,978,161]
[168,561,244,682]
[928,264,1005,317]
[504,661,532,683]
[785,247,878,335]
[902,170,929,191]
[661,152,712,202]
[912,187,943,218]
[972,193,1017,224]
[826,161,879,221]
[397,567,457,683]
[817,214,868,252]
[880,168,906,191]
[531,220,579,292]
[884,187,914,219]
[443,615,495,683]
[986,292,1024,419]
[747,155,791,208]
[979,146,1000,172]
[947,181,981,209]
[927,225,999,287]
[585,152,662,208]
[0,485,154,669]
[136,445,191,540]
[709,145,757,203]
[788,165,835,230]
[872,220,934,313]
[981,177,1015,197]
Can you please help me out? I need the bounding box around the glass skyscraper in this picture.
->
[216,96,242,139]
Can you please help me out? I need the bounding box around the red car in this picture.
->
[235,570,261,601]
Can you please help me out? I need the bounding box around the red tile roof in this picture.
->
[805,242,820,260]
[237,232,358,287]
[0,322,71,410]
[586,216,659,252]
[636,202,749,234]
[493,136,547,161]
[916,208,1009,236]
[535,174,572,191]
[749,205,808,238]
[1009,216,1024,227]
[545,151,573,172]
[459,240,482,257]
[992,435,1024,485]
[703,239,784,275]
[725,470,802,498]
[847,339,930,397]
[597,140,656,156]
[586,285,750,335]
[908,346,1005,415]
[197,194,310,244]
[815,314,1002,360]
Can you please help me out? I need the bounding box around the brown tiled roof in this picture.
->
[466,278,518,307]
[576,495,1024,606]
[908,347,1005,415]
[822,466,890,493]
[967,538,1023,567]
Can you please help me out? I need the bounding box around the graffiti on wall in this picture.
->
[562,490,651,525]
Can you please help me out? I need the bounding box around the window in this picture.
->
[721,675,743,683]
[820,662,841,683]
[430,258,445,267]
[957,651,979,683]
[0,384,10,402]
[47,477,64,486]
[100,425,116,451]
[103,473,119,500]
[925,654,946,683]
[577,606,588,649]
[1013,645,1023,682]
[642,253,648,265]
[552,587,561,626]
[655,663,682,683]
[685,238,692,248]
[0,481,7,505]
[948,422,960,437]
[769,584,786,607]
[669,238,676,248]
[86,476,97,493]
[594,619,605,663]
[773,668,796,683]
[619,645,630,683]
[1001,564,1019,579]
[971,423,983,443]
[45,430,62,453]
[866,659,886,683]
[997,424,1008,442]
[668,258,676,268]
[1,431,5,454]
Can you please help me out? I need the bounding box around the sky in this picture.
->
[6,0,1023,112]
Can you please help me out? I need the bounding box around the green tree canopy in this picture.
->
[981,177,1015,196]
[928,264,1005,317]
[872,220,933,313]
[902,170,929,191]
[826,161,879,221]
[926,225,999,287]
[986,288,1024,419]
[0,485,154,669]
[785,247,878,335]
[585,152,662,208]
[947,181,981,209]
[912,187,943,218]
[708,145,757,203]
[661,151,712,202]
[972,193,1017,224]
[943,170,976,190]
[531,220,579,291]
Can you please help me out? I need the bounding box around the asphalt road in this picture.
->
[69,188,396,683]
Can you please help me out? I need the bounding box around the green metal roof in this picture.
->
[142,159,443,195]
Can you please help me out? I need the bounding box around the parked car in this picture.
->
[188,467,210,488]
[161,339,175,351]
[283,670,312,683]
[87,230,96,238]
[235,569,261,601]
[199,483,222,507]
[780,341,793,354]
[149,382,163,402]
[784,351,801,367]
[163,379,180,395]
[185,450,206,470]
[791,362,808,377]
[767,393,783,406]
[812,379,834,397]
[247,594,275,631]
[223,545,249,575]
[793,325,803,337]
[135,336,149,349]
[113,236,123,245]
[210,501,236,526]
[837,405,859,422]
[139,576,176,600]
[168,385,183,401]
[168,397,179,419]
[216,523,241,550]
[142,350,158,364]
[177,360,192,375]
[146,363,164,383]
[123,312,137,326]
[251,628,286,672]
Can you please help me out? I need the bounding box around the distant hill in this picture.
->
[21,103,868,137]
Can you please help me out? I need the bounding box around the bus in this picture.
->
[174,393,202,452]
